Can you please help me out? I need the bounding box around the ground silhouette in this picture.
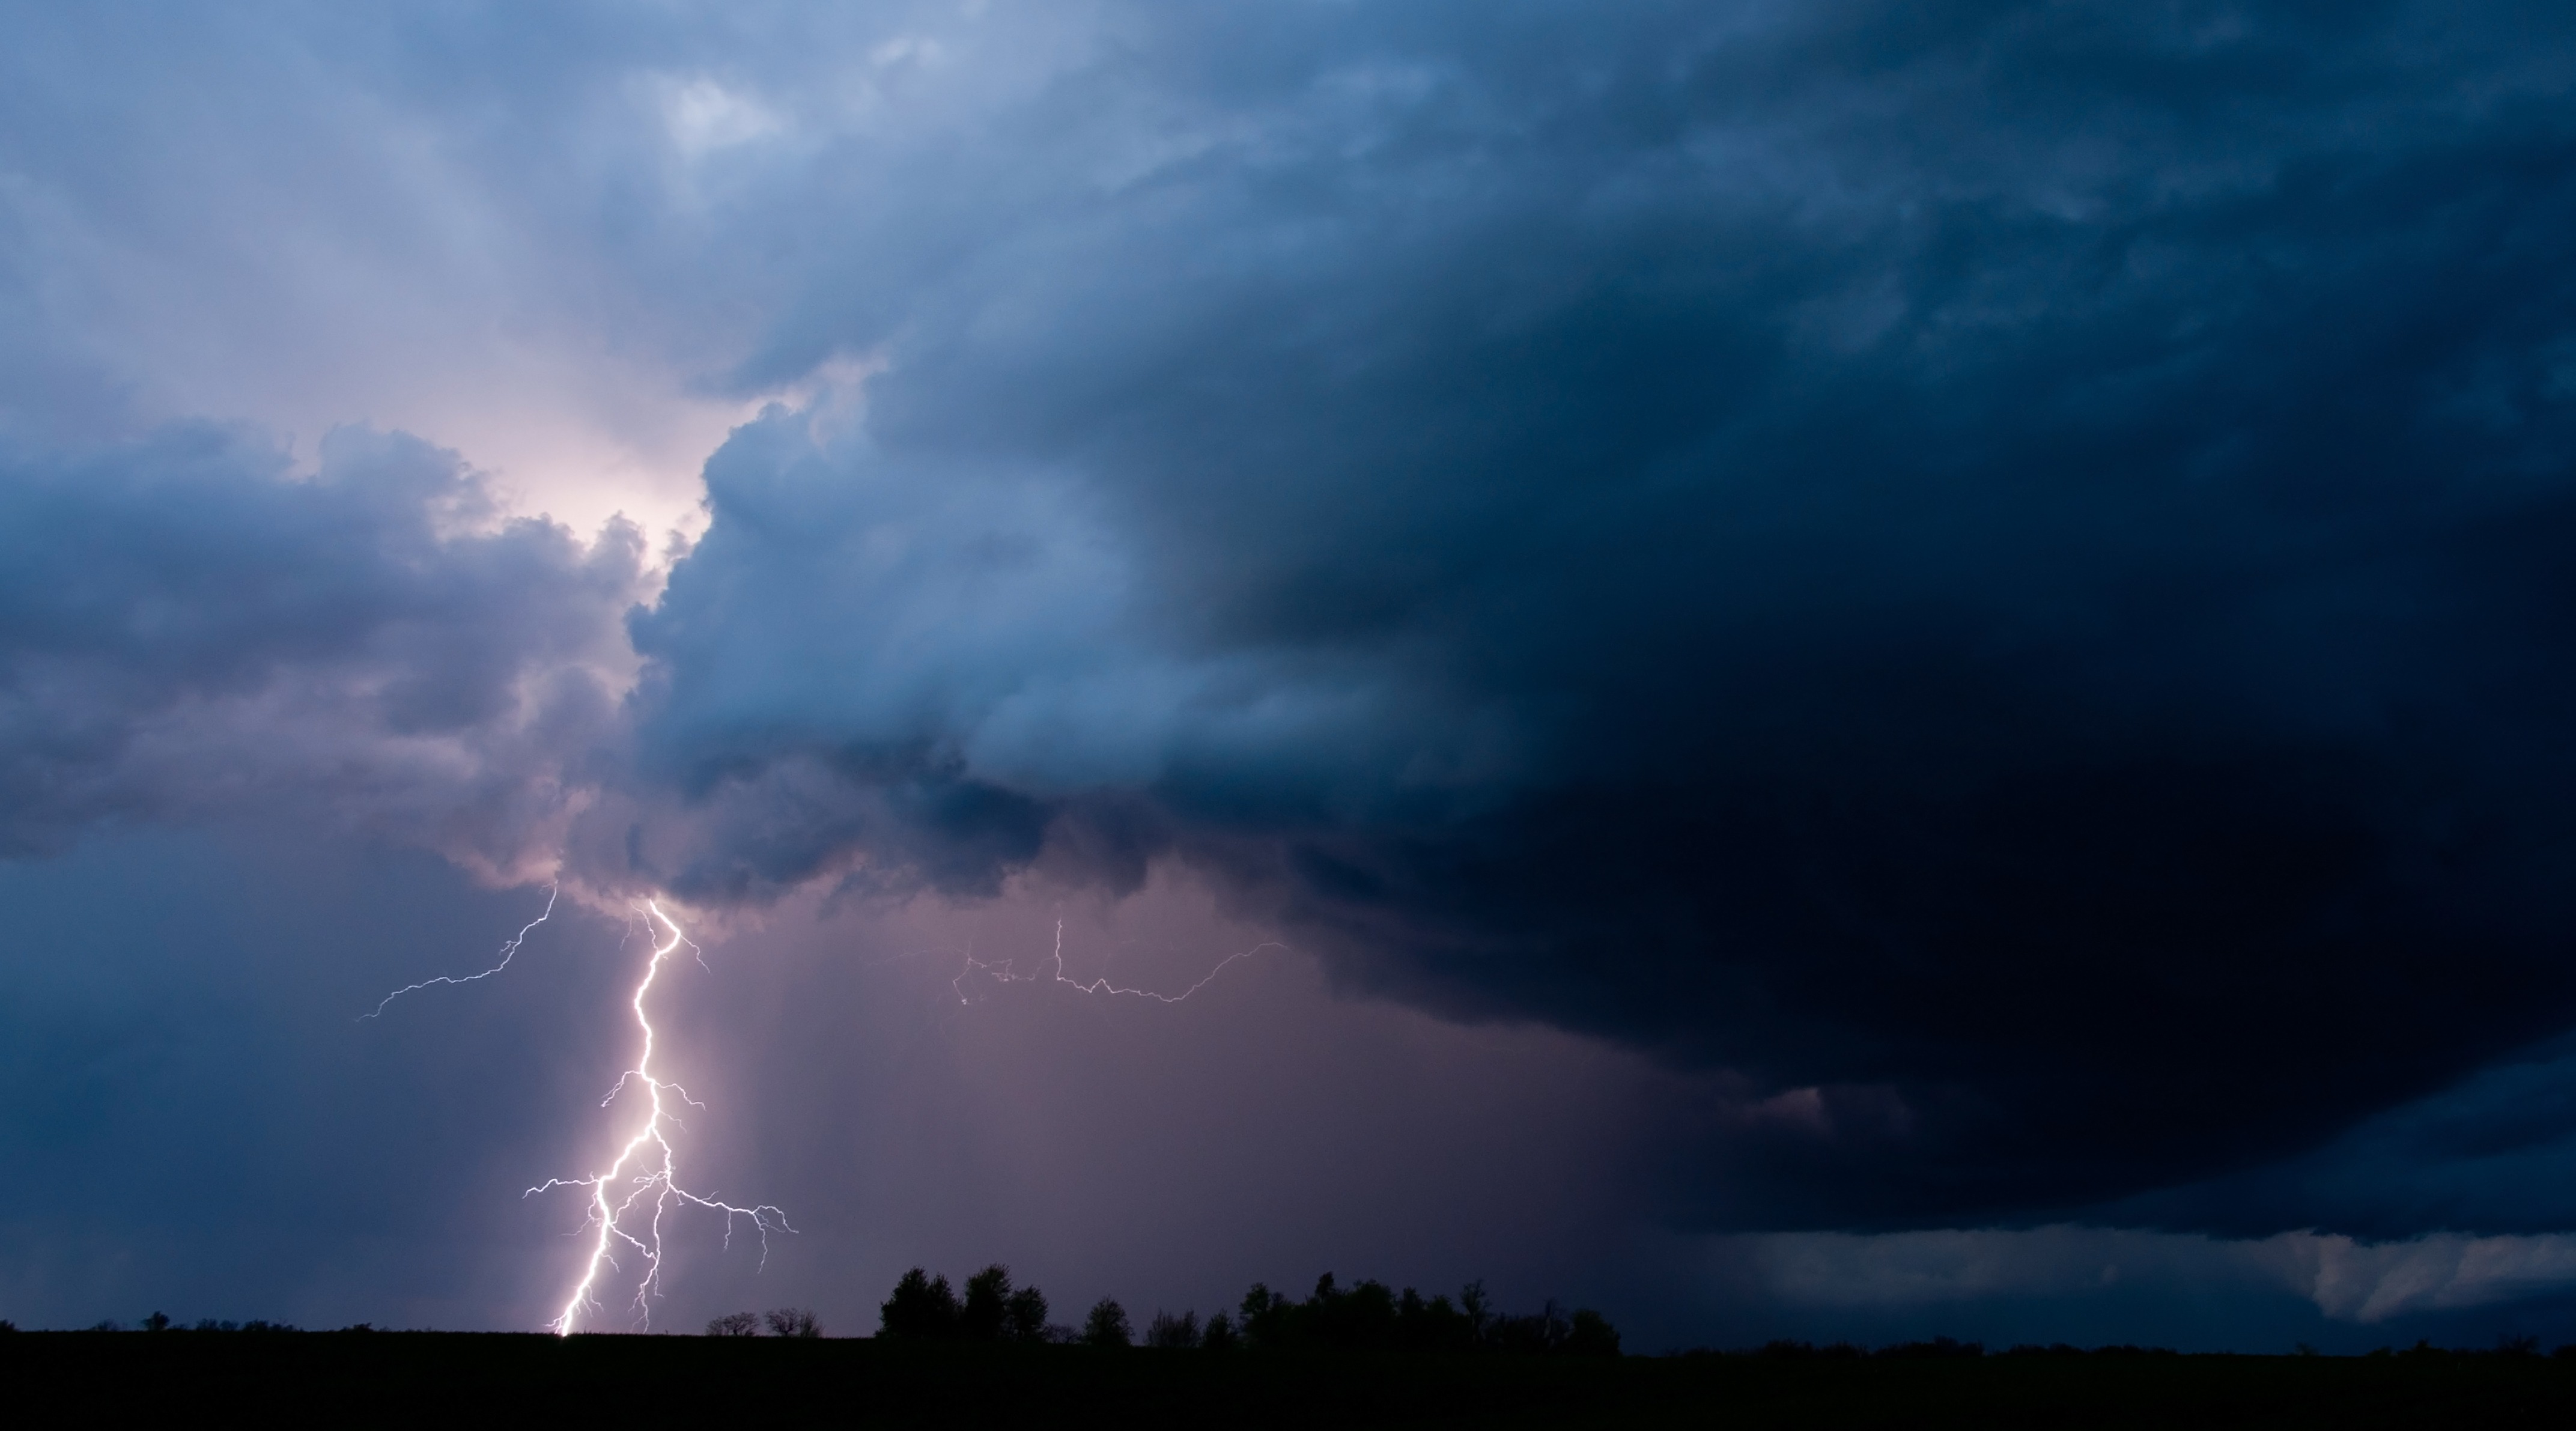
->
[867,1265,1618,1356]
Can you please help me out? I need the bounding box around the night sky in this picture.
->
[6,1,2576,1352]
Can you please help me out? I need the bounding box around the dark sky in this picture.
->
[5,0,2576,1350]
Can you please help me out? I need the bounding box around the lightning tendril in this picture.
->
[954,918,1280,1004]
[360,883,558,1020]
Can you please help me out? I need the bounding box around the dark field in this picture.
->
[8,1334,2576,1428]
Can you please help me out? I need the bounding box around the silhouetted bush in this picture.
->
[879,1268,961,1340]
[1755,1340,1816,1359]
[1200,1311,1236,1350]
[765,1308,821,1338]
[706,1312,760,1337]
[1083,1299,1132,1348]
[1145,1310,1199,1349]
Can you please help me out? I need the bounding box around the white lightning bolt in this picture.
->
[360,883,558,1020]
[528,899,791,1335]
[954,918,1280,1004]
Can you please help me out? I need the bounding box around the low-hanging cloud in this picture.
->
[1743,1223,2576,1326]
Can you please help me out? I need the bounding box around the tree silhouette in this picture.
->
[1082,1298,1132,1348]
[1491,1299,1581,1354]
[765,1307,822,1338]
[878,1265,1056,1342]
[961,1265,1013,1341]
[1459,1281,1493,1342]
[1237,1273,1614,1355]
[1004,1284,1050,1343]
[874,1263,1615,1357]
[705,1311,760,1337]
[1566,1309,1621,1357]
[879,1268,961,1340]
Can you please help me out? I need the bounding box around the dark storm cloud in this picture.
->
[2111,1033,2576,1240]
[0,423,641,873]
[613,1,2576,1227]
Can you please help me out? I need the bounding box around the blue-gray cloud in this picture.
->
[0,422,641,873]
[604,0,2576,1228]
[5,0,2576,1257]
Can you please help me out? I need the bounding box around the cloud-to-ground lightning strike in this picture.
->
[529,899,789,1335]
[360,884,559,1020]
[954,919,1281,1004]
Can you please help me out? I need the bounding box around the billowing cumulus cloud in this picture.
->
[590,0,2576,1228]
[6,0,2576,1281]
[0,423,642,877]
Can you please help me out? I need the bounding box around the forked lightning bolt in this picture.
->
[375,890,1234,1332]
[530,899,790,1335]
[360,884,558,1020]
[954,919,1280,1004]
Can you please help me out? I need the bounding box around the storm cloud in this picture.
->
[6,0,2576,1275]
[597,1,2576,1227]
[0,422,642,875]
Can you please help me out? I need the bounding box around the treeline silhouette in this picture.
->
[7,1316,363,1334]
[705,1308,822,1338]
[849,1266,1619,1355]
[19,1308,2576,1426]
[17,1310,2576,1365]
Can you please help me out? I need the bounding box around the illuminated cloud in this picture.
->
[0,424,641,879]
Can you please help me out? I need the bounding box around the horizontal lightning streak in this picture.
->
[955,919,1281,1005]
[360,884,559,1020]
